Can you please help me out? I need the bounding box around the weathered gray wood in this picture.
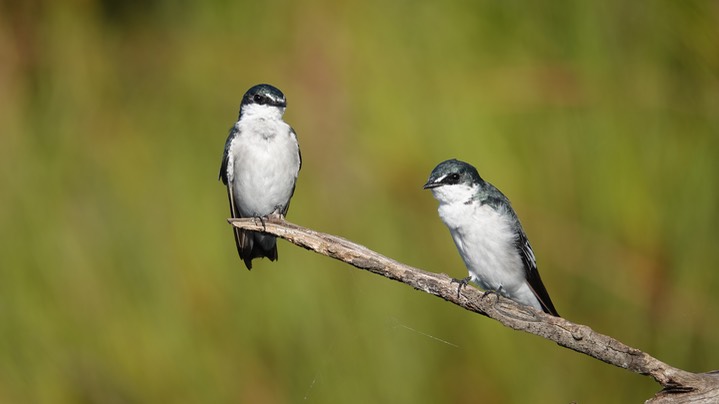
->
[229,218,719,403]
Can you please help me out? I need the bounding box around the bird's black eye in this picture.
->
[448,173,461,182]
[253,94,264,104]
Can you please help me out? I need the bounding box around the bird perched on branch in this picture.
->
[219,84,301,270]
[423,159,559,316]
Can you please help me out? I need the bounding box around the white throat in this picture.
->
[430,183,478,206]
[240,103,286,121]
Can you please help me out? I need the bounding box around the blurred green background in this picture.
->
[1,0,718,402]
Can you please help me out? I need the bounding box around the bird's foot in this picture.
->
[267,209,285,223]
[481,286,504,300]
[481,289,497,299]
[450,276,472,298]
[253,216,267,231]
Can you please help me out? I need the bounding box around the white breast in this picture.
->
[227,116,300,217]
[437,198,526,296]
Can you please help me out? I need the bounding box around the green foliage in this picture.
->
[0,0,717,402]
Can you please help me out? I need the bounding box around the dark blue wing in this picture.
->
[516,230,559,316]
[218,125,237,185]
[280,126,301,216]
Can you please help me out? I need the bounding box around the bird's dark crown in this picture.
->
[241,84,287,109]
[423,159,483,189]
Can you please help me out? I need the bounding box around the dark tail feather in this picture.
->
[235,229,278,270]
[528,280,560,317]
[538,294,560,317]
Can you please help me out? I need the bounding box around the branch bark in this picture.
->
[229,218,719,403]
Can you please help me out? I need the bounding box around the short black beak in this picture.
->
[423,181,440,190]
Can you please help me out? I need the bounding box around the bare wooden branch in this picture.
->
[229,218,719,403]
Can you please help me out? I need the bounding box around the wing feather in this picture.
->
[516,231,560,316]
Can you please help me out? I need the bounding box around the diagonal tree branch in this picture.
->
[229,218,719,403]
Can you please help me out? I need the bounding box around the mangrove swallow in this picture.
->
[423,159,559,316]
[219,84,302,270]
